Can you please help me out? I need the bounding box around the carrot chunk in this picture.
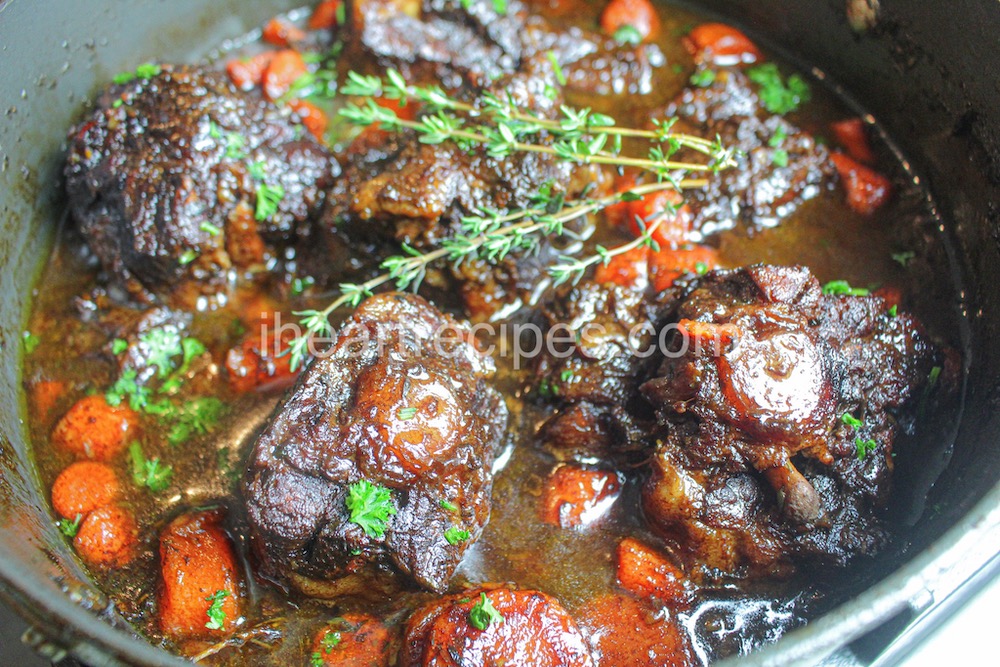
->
[29,378,68,424]
[51,461,121,520]
[540,465,622,528]
[262,49,308,102]
[74,504,138,569]
[594,246,650,289]
[830,118,875,165]
[262,17,307,47]
[616,537,690,605]
[309,0,343,30]
[288,98,329,141]
[830,152,893,215]
[600,0,661,42]
[224,325,297,393]
[309,613,393,667]
[158,509,244,641]
[607,188,693,248]
[684,23,762,66]
[226,51,276,91]
[648,245,720,292]
[578,594,693,666]
[52,394,138,461]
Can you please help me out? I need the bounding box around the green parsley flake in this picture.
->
[247,160,267,182]
[891,250,915,267]
[469,592,504,630]
[129,442,173,493]
[694,261,709,275]
[200,221,221,236]
[224,132,247,160]
[821,280,870,296]
[855,437,877,461]
[772,149,789,167]
[166,397,224,446]
[613,25,643,46]
[58,514,82,538]
[255,183,286,221]
[689,69,716,87]
[346,480,397,538]
[492,0,508,15]
[111,338,128,355]
[397,406,418,420]
[888,304,898,317]
[310,652,324,667]
[112,63,161,85]
[546,51,566,86]
[440,499,459,512]
[22,331,40,354]
[747,63,811,114]
[841,412,863,429]
[445,527,471,544]
[321,629,341,653]
[178,249,199,266]
[559,369,574,382]
[204,590,228,630]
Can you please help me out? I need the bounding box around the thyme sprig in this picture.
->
[284,70,737,370]
[287,182,681,370]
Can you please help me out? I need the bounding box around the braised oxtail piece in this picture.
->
[242,293,508,593]
[640,265,942,572]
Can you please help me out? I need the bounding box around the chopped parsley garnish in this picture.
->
[468,592,503,631]
[58,514,82,538]
[444,527,471,545]
[247,160,267,182]
[613,25,643,46]
[689,69,716,88]
[159,337,207,395]
[224,132,247,160]
[321,629,342,652]
[22,331,40,354]
[492,0,508,15]
[891,250,915,267]
[129,442,173,492]
[106,369,151,411]
[166,397,224,446]
[111,338,128,355]
[291,276,315,296]
[460,0,473,10]
[927,365,942,388]
[178,249,199,266]
[747,63,811,115]
[546,51,566,86]
[769,126,788,147]
[855,437,877,460]
[140,329,184,378]
[112,63,161,85]
[310,652,324,667]
[559,369,574,382]
[335,1,346,25]
[200,221,221,236]
[208,121,223,139]
[255,183,285,221]
[204,590,228,630]
[821,280,870,296]
[397,407,418,420]
[694,261,709,275]
[772,149,789,167]
[841,412,863,429]
[440,499,459,512]
[346,480,397,538]
[888,304,898,318]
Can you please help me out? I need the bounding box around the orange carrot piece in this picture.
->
[262,18,307,47]
[226,51,276,91]
[648,245,720,292]
[52,394,138,461]
[578,594,693,666]
[540,465,622,528]
[309,0,343,30]
[830,118,875,165]
[616,537,690,604]
[594,245,650,289]
[51,461,121,520]
[684,23,762,66]
[158,509,243,641]
[309,613,393,667]
[600,0,661,42]
[30,378,68,424]
[288,98,329,141]
[262,49,308,102]
[74,504,138,569]
[830,152,893,215]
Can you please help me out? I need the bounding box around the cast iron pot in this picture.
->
[2,0,1000,664]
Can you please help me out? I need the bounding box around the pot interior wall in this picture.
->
[1,0,999,665]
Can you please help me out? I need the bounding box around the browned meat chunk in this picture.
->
[242,294,508,593]
[533,281,668,459]
[65,65,337,307]
[345,0,663,95]
[639,265,942,572]
[662,68,834,234]
[403,587,594,666]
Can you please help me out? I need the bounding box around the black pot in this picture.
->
[1,0,999,664]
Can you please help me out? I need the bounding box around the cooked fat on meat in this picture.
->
[242,293,508,593]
